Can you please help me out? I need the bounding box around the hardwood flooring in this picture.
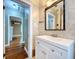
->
[5,45,28,59]
[4,38,35,59]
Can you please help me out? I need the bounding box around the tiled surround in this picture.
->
[39,0,75,40]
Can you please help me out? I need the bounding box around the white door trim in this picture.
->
[8,16,23,45]
[3,9,10,47]
[19,0,33,59]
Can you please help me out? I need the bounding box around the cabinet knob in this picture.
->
[60,52,62,56]
[42,51,46,55]
[51,49,55,52]
[37,42,39,44]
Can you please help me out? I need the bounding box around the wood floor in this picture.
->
[4,38,35,59]
[4,37,28,59]
[5,45,28,59]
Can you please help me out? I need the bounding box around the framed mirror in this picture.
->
[45,0,65,30]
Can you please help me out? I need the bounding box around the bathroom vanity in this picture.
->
[35,35,74,59]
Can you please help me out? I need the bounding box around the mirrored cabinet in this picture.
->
[45,0,65,30]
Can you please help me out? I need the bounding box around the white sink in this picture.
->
[36,35,74,50]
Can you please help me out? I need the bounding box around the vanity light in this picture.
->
[47,0,52,6]
[47,0,57,6]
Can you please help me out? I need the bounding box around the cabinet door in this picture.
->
[49,45,67,59]
[36,41,52,59]
[36,40,67,59]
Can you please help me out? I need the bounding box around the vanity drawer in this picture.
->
[36,39,68,59]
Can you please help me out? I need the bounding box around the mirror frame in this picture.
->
[45,0,65,31]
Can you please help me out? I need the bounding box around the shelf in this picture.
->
[13,35,22,37]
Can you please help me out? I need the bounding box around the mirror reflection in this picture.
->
[45,0,65,30]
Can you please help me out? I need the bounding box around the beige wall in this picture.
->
[39,0,75,40]
[31,0,39,49]
[21,0,39,49]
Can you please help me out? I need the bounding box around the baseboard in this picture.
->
[5,44,9,47]
[24,47,35,58]
[20,41,25,44]
[24,46,28,55]
[32,49,35,57]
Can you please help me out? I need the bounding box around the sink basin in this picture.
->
[36,35,74,50]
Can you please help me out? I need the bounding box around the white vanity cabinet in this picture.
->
[35,36,74,59]
[36,40,53,59]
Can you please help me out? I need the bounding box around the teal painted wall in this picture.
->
[4,0,30,45]
[23,9,30,43]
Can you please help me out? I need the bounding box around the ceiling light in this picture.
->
[13,4,16,8]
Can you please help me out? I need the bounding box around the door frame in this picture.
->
[4,0,33,59]
[15,0,33,59]
[8,16,24,44]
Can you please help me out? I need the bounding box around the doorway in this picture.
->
[9,16,22,47]
[3,0,32,59]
